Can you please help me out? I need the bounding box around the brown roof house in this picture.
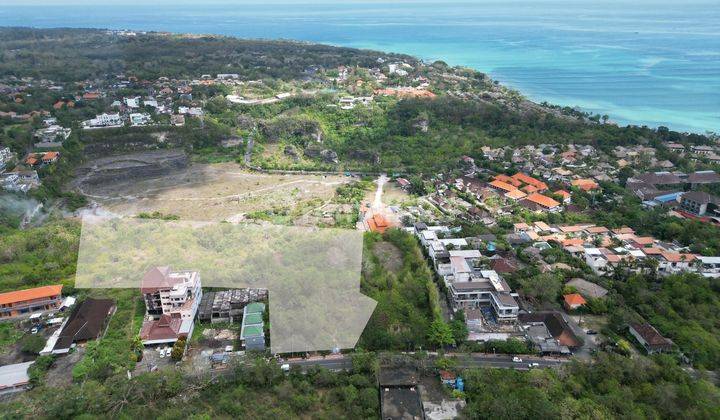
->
[139,266,201,345]
[629,322,673,354]
[520,312,581,354]
[52,298,116,354]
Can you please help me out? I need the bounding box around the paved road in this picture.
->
[449,353,567,370]
[287,357,352,371]
[286,353,568,372]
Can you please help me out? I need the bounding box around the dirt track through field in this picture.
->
[82,162,350,222]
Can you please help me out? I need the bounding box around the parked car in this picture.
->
[586,329,598,335]
[30,327,39,334]
[281,363,290,372]
[528,362,540,368]
[512,356,523,363]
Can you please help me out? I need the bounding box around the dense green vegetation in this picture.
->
[610,273,720,369]
[71,291,144,382]
[358,229,443,350]
[0,28,719,419]
[0,219,80,292]
[463,352,720,419]
[0,28,412,82]
[4,356,380,419]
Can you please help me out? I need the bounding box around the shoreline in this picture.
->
[0,24,717,135]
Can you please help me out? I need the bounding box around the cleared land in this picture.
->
[78,161,351,222]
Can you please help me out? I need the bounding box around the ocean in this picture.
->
[1,1,718,133]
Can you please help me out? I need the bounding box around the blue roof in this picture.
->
[655,192,682,203]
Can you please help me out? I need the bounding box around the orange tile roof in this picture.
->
[43,151,60,161]
[562,238,585,247]
[489,179,518,193]
[660,252,696,263]
[633,236,655,246]
[514,222,530,231]
[564,293,587,306]
[367,214,390,233]
[612,227,634,234]
[505,189,527,200]
[534,221,551,231]
[571,179,600,191]
[512,173,548,190]
[554,190,571,199]
[0,284,63,305]
[494,174,521,187]
[25,156,39,165]
[522,185,539,194]
[558,225,589,233]
[585,226,609,234]
[525,193,561,209]
[643,247,663,255]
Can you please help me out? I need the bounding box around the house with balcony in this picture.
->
[445,256,518,322]
[0,285,63,319]
[140,266,202,345]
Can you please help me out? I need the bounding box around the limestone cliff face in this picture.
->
[74,149,188,187]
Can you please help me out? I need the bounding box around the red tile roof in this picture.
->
[140,314,183,341]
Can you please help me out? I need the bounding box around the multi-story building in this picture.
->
[0,285,63,319]
[445,255,519,322]
[0,147,15,173]
[141,266,202,321]
[680,191,719,217]
[140,266,202,346]
[82,113,123,128]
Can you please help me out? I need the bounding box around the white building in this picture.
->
[141,267,202,321]
[0,147,15,172]
[697,256,720,278]
[139,267,202,346]
[129,112,152,126]
[34,125,71,143]
[124,97,140,109]
[82,113,123,128]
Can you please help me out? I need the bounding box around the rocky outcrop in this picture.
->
[348,150,380,165]
[304,147,338,164]
[284,145,300,161]
[74,149,188,187]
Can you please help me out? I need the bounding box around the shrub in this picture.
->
[20,334,46,354]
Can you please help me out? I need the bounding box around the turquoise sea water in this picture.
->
[1,1,718,133]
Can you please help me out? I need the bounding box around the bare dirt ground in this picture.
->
[81,162,351,222]
[44,347,85,388]
[373,241,404,272]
